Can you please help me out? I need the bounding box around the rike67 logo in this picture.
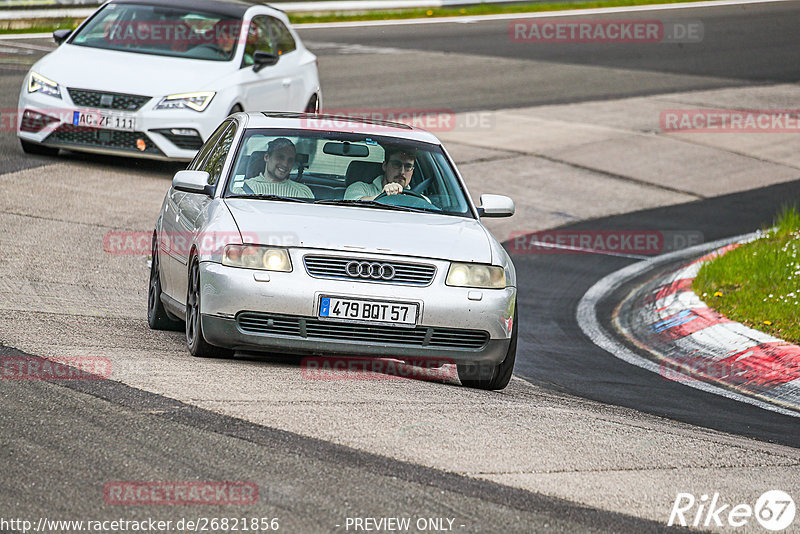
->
[668,490,795,530]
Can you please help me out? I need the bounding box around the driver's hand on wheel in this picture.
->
[382,182,403,196]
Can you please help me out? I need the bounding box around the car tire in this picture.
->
[305,94,320,114]
[147,233,183,331]
[457,303,517,390]
[186,256,234,358]
[228,104,243,116]
[20,139,59,157]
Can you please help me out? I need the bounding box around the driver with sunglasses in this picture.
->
[344,146,418,201]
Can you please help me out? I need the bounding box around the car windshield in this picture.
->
[69,3,242,61]
[224,129,473,217]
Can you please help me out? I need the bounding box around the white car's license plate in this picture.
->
[318,296,418,327]
[72,110,135,131]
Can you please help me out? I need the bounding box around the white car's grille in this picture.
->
[68,88,151,111]
[303,255,436,286]
[236,312,489,350]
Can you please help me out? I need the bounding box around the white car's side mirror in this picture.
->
[173,170,213,196]
[478,194,514,218]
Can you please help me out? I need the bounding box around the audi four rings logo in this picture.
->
[345,261,396,280]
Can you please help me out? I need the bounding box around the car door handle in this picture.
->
[282,78,292,87]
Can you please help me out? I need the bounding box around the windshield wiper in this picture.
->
[313,199,429,213]
[227,194,310,203]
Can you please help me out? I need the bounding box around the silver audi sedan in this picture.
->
[148,112,518,389]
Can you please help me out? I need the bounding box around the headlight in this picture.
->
[27,72,61,99]
[222,245,292,272]
[155,91,215,112]
[446,263,506,289]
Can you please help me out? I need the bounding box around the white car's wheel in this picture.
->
[305,94,320,114]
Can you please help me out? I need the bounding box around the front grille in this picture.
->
[68,88,151,111]
[429,328,492,348]
[150,129,203,150]
[44,125,163,155]
[303,255,436,286]
[238,314,302,337]
[236,312,489,350]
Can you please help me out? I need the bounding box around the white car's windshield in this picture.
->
[225,129,473,217]
[70,3,241,61]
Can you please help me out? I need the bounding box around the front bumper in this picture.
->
[17,89,229,160]
[202,314,511,364]
[198,253,516,363]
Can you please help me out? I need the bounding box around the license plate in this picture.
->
[318,296,418,327]
[72,110,135,131]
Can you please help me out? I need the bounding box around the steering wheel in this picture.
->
[412,177,433,195]
[375,189,428,202]
[192,42,228,57]
[374,189,441,211]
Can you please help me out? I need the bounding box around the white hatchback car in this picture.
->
[149,113,519,390]
[17,0,321,161]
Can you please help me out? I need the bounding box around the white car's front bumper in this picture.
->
[17,88,230,160]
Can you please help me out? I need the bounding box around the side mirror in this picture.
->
[53,29,73,45]
[477,194,514,218]
[173,170,214,196]
[253,51,279,73]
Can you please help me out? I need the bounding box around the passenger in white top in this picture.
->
[239,138,314,199]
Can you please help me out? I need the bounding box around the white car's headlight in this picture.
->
[446,263,506,289]
[222,245,292,272]
[155,91,215,112]
[27,72,61,99]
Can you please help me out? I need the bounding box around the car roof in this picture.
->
[110,0,272,18]
[244,112,444,144]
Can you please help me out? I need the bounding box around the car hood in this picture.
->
[33,44,231,97]
[224,200,493,263]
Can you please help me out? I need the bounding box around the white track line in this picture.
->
[576,232,800,418]
[0,33,52,40]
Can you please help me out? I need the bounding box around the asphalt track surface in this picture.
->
[1,1,799,530]
[512,180,800,448]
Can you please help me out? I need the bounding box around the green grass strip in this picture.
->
[694,206,800,344]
